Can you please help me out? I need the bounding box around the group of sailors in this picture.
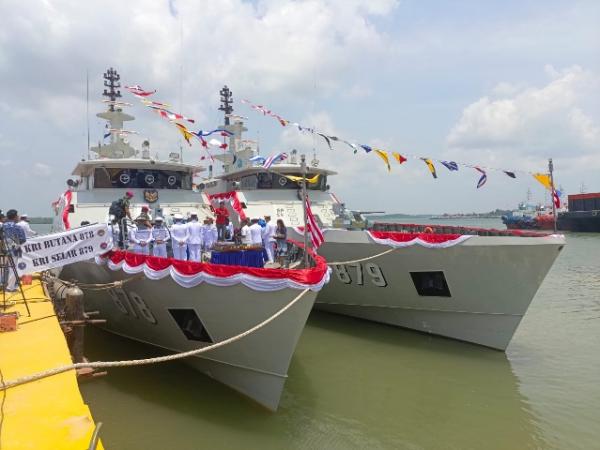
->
[111,210,226,262]
[111,208,288,265]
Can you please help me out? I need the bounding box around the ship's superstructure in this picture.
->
[66,67,211,226]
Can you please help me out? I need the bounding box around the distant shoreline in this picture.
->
[27,217,53,224]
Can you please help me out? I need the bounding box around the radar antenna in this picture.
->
[219,85,233,125]
[102,67,122,111]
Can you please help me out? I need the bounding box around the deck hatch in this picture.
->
[168,309,214,342]
[410,271,451,297]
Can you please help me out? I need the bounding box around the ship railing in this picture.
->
[371,222,552,237]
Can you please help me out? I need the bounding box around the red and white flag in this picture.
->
[305,195,324,250]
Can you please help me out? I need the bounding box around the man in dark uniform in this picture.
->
[1,209,26,292]
[111,191,134,248]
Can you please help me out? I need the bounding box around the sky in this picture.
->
[0,0,599,215]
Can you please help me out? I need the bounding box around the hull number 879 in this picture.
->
[332,263,387,287]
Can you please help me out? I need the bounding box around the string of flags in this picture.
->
[122,84,232,162]
[241,98,560,196]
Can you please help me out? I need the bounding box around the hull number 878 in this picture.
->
[332,263,387,287]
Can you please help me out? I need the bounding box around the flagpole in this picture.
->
[86,69,90,161]
[549,158,557,233]
[301,154,310,268]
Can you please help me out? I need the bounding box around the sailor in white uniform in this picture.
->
[108,215,120,248]
[249,218,263,246]
[17,214,38,237]
[170,213,189,260]
[225,219,234,241]
[129,216,153,255]
[201,217,218,251]
[186,213,203,262]
[240,219,252,245]
[151,217,170,258]
[261,215,277,262]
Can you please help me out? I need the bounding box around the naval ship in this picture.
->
[201,87,565,351]
[55,69,330,411]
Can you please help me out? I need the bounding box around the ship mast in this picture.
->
[215,85,251,173]
[219,86,233,126]
[91,67,136,159]
[103,67,122,112]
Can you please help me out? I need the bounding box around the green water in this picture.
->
[37,221,600,449]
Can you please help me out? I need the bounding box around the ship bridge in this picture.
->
[216,164,336,193]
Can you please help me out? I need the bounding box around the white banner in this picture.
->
[16,224,113,275]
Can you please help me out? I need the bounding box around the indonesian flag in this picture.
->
[305,195,324,250]
[553,190,561,208]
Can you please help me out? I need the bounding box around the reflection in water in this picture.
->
[82,310,541,450]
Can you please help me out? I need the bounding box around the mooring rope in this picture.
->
[0,288,310,391]
[43,271,145,292]
[325,247,396,266]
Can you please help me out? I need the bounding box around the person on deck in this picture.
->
[138,206,152,225]
[186,213,203,262]
[151,217,169,257]
[110,191,134,248]
[240,218,252,245]
[17,214,37,237]
[129,216,153,255]
[108,215,120,247]
[202,217,218,251]
[249,218,263,246]
[170,213,189,260]
[224,218,234,241]
[262,215,277,262]
[275,219,288,263]
[2,209,26,292]
[214,201,229,241]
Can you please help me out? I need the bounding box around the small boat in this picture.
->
[55,69,331,410]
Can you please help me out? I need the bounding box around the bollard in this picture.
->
[65,285,85,363]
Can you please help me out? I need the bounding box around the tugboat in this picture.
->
[201,88,565,351]
[557,192,600,232]
[56,69,331,411]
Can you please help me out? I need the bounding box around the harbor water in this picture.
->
[35,220,600,449]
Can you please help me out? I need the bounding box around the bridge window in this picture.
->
[94,168,191,190]
[239,173,327,190]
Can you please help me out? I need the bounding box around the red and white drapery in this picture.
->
[95,250,330,292]
[51,189,73,230]
[366,231,472,248]
[292,229,472,249]
[206,191,247,221]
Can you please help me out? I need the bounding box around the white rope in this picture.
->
[0,288,310,391]
[326,248,396,266]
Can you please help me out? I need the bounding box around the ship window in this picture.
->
[410,271,451,297]
[254,172,327,190]
[93,168,191,190]
[168,309,213,342]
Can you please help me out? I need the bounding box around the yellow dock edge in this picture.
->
[0,277,104,450]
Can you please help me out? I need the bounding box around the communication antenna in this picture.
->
[102,67,122,112]
[219,85,233,125]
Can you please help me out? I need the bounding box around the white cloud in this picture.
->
[447,66,600,160]
[32,162,52,177]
